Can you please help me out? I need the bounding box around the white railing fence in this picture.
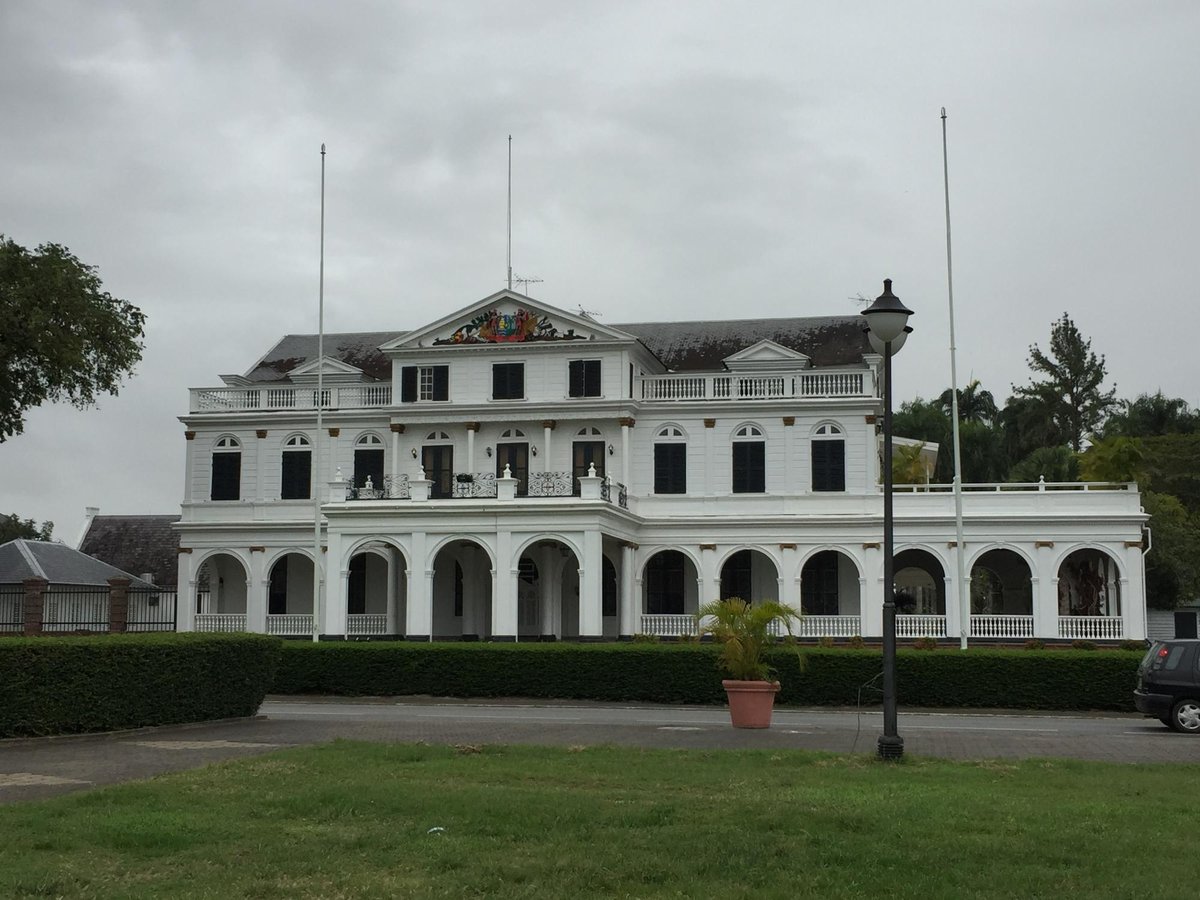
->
[195,613,247,632]
[639,614,697,637]
[639,370,868,402]
[347,614,387,635]
[266,614,314,636]
[191,384,391,413]
[969,615,1034,639]
[1058,616,1124,640]
[895,615,947,639]
[793,615,862,638]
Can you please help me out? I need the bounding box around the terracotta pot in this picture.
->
[722,679,781,728]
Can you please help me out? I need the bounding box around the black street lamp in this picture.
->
[863,278,914,762]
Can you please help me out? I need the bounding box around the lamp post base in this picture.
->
[877,734,905,761]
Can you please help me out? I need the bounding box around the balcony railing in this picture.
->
[970,614,1034,639]
[343,471,628,508]
[793,615,861,638]
[267,613,314,636]
[639,369,868,402]
[347,614,387,635]
[895,615,947,639]
[190,384,391,413]
[195,613,247,632]
[1058,615,1124,640]
[640,614,697,637]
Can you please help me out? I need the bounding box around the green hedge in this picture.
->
[0,633,281,738]
[275,642,1143,711]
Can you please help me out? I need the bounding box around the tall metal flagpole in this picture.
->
[507,135,513,291]
[312,144,326,643]
[942,109,968,650]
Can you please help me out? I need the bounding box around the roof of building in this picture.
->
[78,515,181,587]
[245,331,406,383]
[612,316,873,371]
[0,540,155,589]
[242,316,871,379]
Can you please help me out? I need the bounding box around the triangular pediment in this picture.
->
[380,290,637,351]
[723,339,811,371]
[288,356,368,383]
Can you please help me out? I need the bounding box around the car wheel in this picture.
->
[1169,700,1200,734]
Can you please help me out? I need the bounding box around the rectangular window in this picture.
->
[211,453,241,501]
[492,363,525,400]
[422,445,454,499]
[812,440,846,492]
[280,451,311,499]
[572,441,605,495]
[568,360,602,398]
[732,442,766,493]
[654,443,687,494]
[495,442,528,496]
[401,365,448,402]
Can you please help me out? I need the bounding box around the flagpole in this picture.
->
[312,143,326,643]
[507,134,513,290]
[942,109,969,650]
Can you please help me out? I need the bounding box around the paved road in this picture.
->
[2,697,1196,804]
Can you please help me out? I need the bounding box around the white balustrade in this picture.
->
[969,615,1034,639]
[794,615,861,638]
[266,614,314,635]
[639,369,867,402]
[895,615,947,638]
[195,613,247,632]
[640,614,696,637]
[1057,616,1124,640]
[191,384,391,413]
[347,614,387,635]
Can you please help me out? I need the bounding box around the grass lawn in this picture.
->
[0,742,1192,899]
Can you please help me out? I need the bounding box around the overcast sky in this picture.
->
[2,0,1197,543]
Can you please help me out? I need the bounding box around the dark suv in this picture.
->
[1134,640,1200,734]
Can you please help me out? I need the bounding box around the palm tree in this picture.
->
[695,597,802,681]
[937,378,998,425]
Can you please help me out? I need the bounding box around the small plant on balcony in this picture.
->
[695,597,803,728]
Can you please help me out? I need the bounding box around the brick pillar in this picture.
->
[108,577,131,634]
[23,578,47,636]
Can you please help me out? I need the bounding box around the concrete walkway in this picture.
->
[2,696,1196,804]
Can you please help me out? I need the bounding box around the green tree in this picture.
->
[0,236,145,440]
[1012,313,1117,451]
[999,394,1068,469]
[1008,446,1080,483]
[937,378,999,425]
[1142,492,1200,610]
[1102,391,1200,438]
[892,441,931,485]
[1078,435,1146,484]
[0,513,54,543]
[892,398,952,481]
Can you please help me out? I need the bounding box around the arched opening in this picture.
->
[642,550,700,637]
[719,549,778,603]
[194,553,248,631]
[800,550,861,621]
[431,540,493,639]
[516,539,581,641]
[893,549,946,616]
[265,553,315,635]
[970,549,1033,615]
[347,544,407,637]
[1058,549,1121,618]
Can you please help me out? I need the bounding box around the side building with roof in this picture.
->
[175,288,1148,642]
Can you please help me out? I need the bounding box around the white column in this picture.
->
[323,531,344,636]
[779,544,799,608]
[255,432,266,501]
[863,548,884,638]
[621,422,631,489]
[1124,544,1147,639]
[247,551,267,633]
[406,532,431,638]
[493,530,518,638]
[1034,544,1059,639]
[943,574,960,640]
[620,543,636,637]
[183,432,196,502]
[580,530,603,637]
[543,423,553,473]
[176,552,196,630]
[701,545,719,608]
[467,427,476,473]
[385,548,398,635]
[390,427,401,483]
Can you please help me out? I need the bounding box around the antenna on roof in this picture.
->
[577,305,601,319]
[506,135,513,291]
[513,274,542,295]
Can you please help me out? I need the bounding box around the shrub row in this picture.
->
[0,633,281,738]
[275,642,1143,711]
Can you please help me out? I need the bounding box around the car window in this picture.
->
[1164,645,1187,671]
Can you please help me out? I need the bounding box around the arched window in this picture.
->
[812,423,845,492]
[654,426,687,495]
[577,427,602,436]
[211,436,241,501]
[354,433,384,490]
[500,428,526,438]
[281,434,311,500]
[732,424,765,494]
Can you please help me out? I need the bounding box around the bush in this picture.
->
[273,642,1143,711]
[0,633,280,738]
[818,636,835,649]
[913,637,938,651]
[848,635,865,649]
[1071,640,1098,651]
[1119,640,1148,652]
[1024,639,1046,650]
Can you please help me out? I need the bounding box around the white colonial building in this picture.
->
[175,289,1148,642]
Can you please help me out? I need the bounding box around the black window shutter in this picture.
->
[829,441,845,491]
[654,443,686,494]
[812,441,845,492]
[401,366,417,402]
[733,442,764,493]
[585,360,601,397]
[432,365,449,401]
[281,450,311,499]
[568,360,584,397]
[211,452,241,500]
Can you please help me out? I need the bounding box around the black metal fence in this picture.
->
[43,586,110,632]
[0,586,21,633]
[127,588,178,632]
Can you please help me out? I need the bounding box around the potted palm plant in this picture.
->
[696,597,802,728]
